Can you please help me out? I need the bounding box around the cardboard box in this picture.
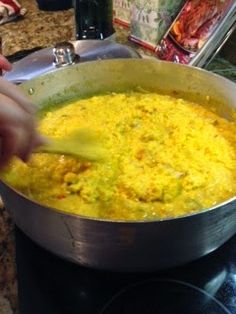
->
[129,0,184,50]
[113,0,132,28]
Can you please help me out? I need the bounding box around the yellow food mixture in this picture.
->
[3,92,236,220]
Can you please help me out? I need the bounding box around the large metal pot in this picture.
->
[1,59,236,271]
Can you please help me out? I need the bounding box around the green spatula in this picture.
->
[35,129,107,162]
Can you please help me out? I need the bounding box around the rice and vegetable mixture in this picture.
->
[3,92,236,220]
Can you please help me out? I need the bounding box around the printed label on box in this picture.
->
[129,0,185,50]
[113,0,132,27]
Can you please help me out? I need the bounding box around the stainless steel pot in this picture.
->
[1,59,236,271]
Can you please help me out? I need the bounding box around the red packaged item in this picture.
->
[156,0,236,67]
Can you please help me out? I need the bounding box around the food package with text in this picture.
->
[156,0,236,67]
[113,0,132,28]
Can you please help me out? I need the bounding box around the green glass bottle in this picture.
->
[73,0,115,40]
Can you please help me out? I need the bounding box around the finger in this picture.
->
[0,94,42,165]
[20,134,48,162]
[13,127,32,162]
[33,134,49,148]
[0,127,19,170]
[0,124,37,166]
[0,55,12,71]
[15,112,40,162]
[0,77,35,115]
[30,134,49,152]
[0,96,36,165]
[0,93,31,127]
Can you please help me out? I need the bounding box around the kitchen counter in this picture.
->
[0,1,235,313]
[1,0,148,57]
[1,0,74,56]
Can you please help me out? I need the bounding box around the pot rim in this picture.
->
[2,58,236,225]
[1,178,235,224]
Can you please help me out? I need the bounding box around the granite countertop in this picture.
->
[0,1,235,313]
[1,0,149,57]
[1,0,75,55]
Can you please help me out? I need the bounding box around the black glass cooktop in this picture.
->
[15,227,236,314]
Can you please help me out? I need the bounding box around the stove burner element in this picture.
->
[100,279,231,314]
[15,228,236,314]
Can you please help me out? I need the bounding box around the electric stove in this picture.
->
[15,227,236,314]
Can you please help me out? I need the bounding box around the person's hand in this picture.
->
[0,77,46,169]
[0,55,12,72]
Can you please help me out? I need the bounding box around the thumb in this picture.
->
[33,134,49,148]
